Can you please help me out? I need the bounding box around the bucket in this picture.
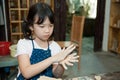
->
[9,44,17,57]
[0,41,11,56]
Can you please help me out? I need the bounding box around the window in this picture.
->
[66,0,97,18]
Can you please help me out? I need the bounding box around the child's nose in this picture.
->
[45,26,50,32]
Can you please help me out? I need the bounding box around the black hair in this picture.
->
[22,2,54,40]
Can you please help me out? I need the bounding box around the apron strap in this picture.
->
[31,40,35,49]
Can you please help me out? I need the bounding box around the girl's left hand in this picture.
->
[59,53,79,70]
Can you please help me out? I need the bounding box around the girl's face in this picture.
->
[32,17,54,41]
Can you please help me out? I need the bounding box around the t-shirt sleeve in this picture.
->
[15,39,31,57]
[50,41,61,64]
[50,41,61,56]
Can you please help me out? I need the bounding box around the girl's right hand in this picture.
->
[60,53,79,70]
[53,44,76,63]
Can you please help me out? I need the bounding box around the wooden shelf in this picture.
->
[10,21,23,23]
[108,0,120,54]
[112,0,120,3]
[110,26,120,29]
[109,48,120,54]
[8,0,30,44]
[9,8,19,10]
[10,8,28,10]
[112,1,120,3]
[11,33,23,35]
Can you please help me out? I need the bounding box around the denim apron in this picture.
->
[17,40,53,80]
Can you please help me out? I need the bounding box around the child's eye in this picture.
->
[39,25,44,28]
[38,24,54,28]
[49,24,54,27]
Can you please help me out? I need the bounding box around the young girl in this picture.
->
[16,2,79,80]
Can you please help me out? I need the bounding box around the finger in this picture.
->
[69,55,79,62]
[69,59,79,62]
[68,53,77,58]
[61,62,68,70]
[66,44,76,51]
[70,53,77,56]
[65,46,76,55]
[61,47,66,51]
[65,61,73,66]
[68,53,79,58]
[71,56,79,60]
[67,44,75,48]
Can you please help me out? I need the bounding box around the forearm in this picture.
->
[53,64,64,78]
[18,56,55,79]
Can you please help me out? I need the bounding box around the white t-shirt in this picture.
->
[16,39,61,57]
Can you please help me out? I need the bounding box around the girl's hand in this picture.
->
[59,53,79,70]
[53,44,76,63]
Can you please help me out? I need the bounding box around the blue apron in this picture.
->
[17,40,53,80]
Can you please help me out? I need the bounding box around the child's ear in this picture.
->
[29,26,33,31]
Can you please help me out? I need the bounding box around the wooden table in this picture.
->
[0,55,18,80]
[63,71,120,80]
